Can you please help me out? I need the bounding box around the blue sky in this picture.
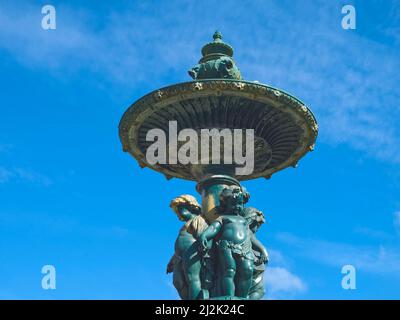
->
[0,0,400,299]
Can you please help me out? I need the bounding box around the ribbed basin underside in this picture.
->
[119,80,318,181]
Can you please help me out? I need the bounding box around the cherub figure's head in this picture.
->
[170,195,201,222]
[243,207,265,232]
[218,186,245,215]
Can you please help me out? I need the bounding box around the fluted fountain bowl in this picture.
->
[119,78,318,181]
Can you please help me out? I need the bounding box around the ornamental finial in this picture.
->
[188,31,242,80]
[213,30,222,41]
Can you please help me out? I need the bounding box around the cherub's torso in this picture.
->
[217,215,249,244]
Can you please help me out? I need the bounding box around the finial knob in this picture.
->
[213,31,223,41]
[188,31,242,80]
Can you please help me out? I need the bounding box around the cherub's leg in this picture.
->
[218,247,236,296]
[235,258,253,298]
[172,261,188,299]
[183,241,202,300]
[248,273,265,300]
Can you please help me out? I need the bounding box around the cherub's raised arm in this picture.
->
[200,221,222,240]
[198,220,222,251]
[250,233,268,263]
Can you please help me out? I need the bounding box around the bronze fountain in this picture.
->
[119,31,318,299]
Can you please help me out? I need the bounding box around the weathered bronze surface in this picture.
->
[119,32,318,299]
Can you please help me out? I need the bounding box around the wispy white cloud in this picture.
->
[380,0,400,45]
[265,266,307,299]
[268,248,287,266]
[264,248,307,299]
[0,166,52,186]
[394,211,400,233]
[0,143,12,153]
[0,0,399,164]
[0,2,202,85]
[235,2,400,164]
[276,232,400,275]
[0,211,130,239]
[0,167,13,183]
[0,290,20,300]
[353,226,394,241]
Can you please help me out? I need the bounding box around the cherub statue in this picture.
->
[198,186,265,298]
[242,207,268,299]
[167,194,209,300]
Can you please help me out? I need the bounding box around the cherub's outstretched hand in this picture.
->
[259,251,269,264]
[166,260,174,274]
[198,236,209,252]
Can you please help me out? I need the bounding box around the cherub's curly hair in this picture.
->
[218,186,243,213]
[243,207,265,228]
[170,194,201,217]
